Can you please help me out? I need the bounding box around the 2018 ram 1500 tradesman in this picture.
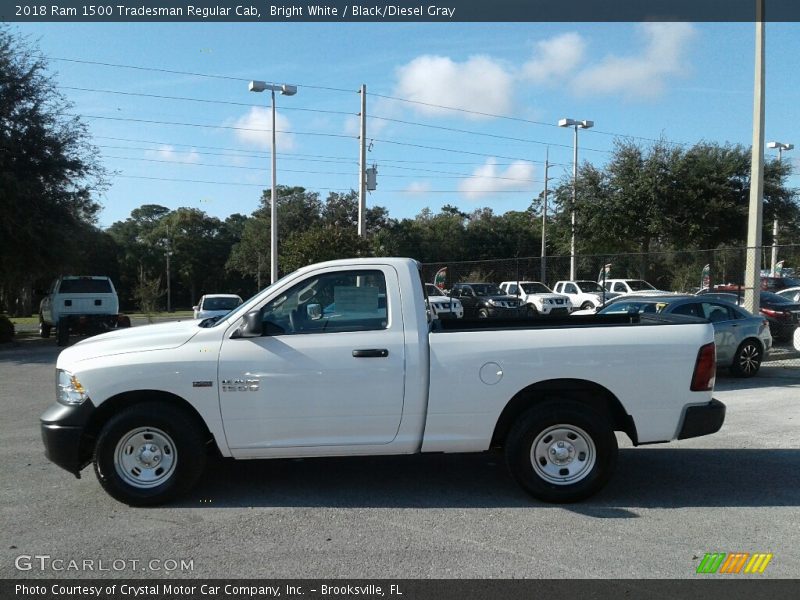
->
[41,258,724,506]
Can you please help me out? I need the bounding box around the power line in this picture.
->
[106,154,541,183]
[369,114,610,154]
[71,113,357,139]
[98,144,358,165]
[113,173,535,193]
[370,138,564,163]
[61,86,357,117]
[50,56,692,149]
[48,56,357,93]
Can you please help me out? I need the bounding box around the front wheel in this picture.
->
[477,308,489,319]
[580,301,594,311]
[505,400,618,503]
[94,402,207,506]
[731,339,762,378]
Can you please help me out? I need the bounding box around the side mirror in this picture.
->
[307,303,322,321]
[192,305,198,311]
[234,310,263,338]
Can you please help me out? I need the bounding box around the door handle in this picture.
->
[352,349,389,358]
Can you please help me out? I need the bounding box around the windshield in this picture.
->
[203,297,242,311]
[626,280,657,291]
[762,291,796,305]
[470,284,504,296]
[575,281,604,293]
[58,278,112,294]
[599,300,661,315]
[520,282,551,294]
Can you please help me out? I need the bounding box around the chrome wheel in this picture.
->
[114,427,177,489]
[530,424,596,485]
[732,341,763,377]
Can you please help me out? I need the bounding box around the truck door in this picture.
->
[218,266,406,450]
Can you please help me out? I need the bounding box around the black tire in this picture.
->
[477,308,490,319]
[505,400,618,503]
[580,301,594,311]
[94,402,207,506]
[56,320,69,346]
[526,304,538,317]
[731,339,763,378]
[39,315,51,338]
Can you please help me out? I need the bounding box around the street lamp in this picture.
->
[558,118,594,280]
[249,80,297,285]
[766,141,793,274]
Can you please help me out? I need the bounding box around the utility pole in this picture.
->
[743,1,765,315]
[358,84,367,237]
[540,148,550,282]
[165,224,172,313]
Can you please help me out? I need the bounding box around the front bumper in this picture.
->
[677,398,726,440]
[40,400,96,477]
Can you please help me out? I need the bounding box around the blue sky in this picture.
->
[14,21,800,228]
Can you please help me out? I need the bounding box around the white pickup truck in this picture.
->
[41,258,724,506]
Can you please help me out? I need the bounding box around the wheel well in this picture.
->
[79,390,217,465]
[490,378,638,448]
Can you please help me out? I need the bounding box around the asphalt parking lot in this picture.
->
[1,338,798,580]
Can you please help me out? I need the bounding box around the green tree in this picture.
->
[0,27,106,315]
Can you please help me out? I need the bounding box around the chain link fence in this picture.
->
[423,245,800,370]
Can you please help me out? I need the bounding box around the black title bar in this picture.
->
[4,0,800,23]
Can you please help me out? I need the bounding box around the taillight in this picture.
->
[761,307,791,321]
[691,342,716,391]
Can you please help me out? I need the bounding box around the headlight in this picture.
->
[56,369,89,406]
[487,299,497,306]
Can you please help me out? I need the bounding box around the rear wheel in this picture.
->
[56,319,69,346]
[94,402,207,506]
[39,315,51,338]
[506,400,617,503]
[731,339,762,378]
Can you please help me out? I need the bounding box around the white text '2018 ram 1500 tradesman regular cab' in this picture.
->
[41,258,724,506]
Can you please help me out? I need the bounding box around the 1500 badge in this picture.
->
[221,379,260,392]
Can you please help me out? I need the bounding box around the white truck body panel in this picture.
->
[55,258,715,464]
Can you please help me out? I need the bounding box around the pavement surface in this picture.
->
[1,335,799,580]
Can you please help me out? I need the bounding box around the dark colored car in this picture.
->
[450,283,523,318]
[760,276,800,292]
[697,290,800,343]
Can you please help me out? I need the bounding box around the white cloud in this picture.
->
[393,55,514,118]
[405,181,431,195]
[229,107,296,151]
[459,159,535,199]
[521,32,587,86]
[572,23,696,99]
[146,145,200,163]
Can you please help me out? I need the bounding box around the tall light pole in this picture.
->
[558,118,594,280]
[249,80,297,284]
[767,141,793,274]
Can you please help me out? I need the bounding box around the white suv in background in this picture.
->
[425,284,464,319]
[553,280,618,311]
[193,294,244,320]
[602,279,671,296]
[498,281,572,316]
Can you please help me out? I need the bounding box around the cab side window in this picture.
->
[261,270,388,335]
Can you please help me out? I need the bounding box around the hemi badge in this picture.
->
[192,381,214,388]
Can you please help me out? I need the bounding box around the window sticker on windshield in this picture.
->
[334,286,379,312]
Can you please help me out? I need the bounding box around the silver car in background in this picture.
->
[597,295,772,377]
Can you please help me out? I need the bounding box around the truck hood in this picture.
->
[59,319,202,364]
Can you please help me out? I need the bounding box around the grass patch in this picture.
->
[8,311,194,326]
